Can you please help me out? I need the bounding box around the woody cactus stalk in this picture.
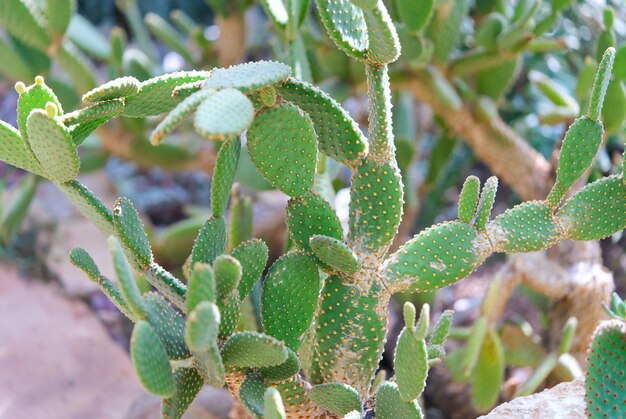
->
[0,1,625,418]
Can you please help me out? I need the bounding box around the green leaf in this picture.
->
[470,329,504,412]
[44,0,75,40]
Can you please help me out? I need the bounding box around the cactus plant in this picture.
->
[584,294,626,418]
[0,1,625,417]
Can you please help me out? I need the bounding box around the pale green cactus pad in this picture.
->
[558,175,626,240]
[203,61,291,93]
[276,78,368,165]
[375,382,423,419]
[488,201,560,253]
[458,175,480,224]
[0,120,44,176]
[185,301,220,352]
[221,331,288,369]
[144,292,191,360]
[162,368,204,419]
[309,235,360,274]
[193,88,254,141]
[286,193,344,254]
[213,254,242,297]
[394,304,428,402]
[186,263,216,312]
[109,236,147,319]
[190,217,227,268]
[0,0,49,50]
[124,71,210,117]
[150,89,213,145]
[57,180,115,236]
[363,2,400,64]
[348,160,403,251]
[385,221,485,293]
[27,109,80,183]
[232,238,269,300]
[315,0,368,60]
[113,197,153,268]
[61,99,125,126]
[308,383,363,416]
[473,176,498,230]
[262,251,321,350]
[82,76,141,103]
[247,103,317,196]
[264,387,287,419]
[130,321,176,397]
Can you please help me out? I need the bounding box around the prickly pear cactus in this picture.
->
[0,1,624,417]
[585,294,626,418]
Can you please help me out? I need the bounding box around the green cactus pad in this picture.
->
[375,382,423,419]
[316,275,387,390]
[68,117,111,146]
[162,367,204,419]
[588,47,615,121]
[214,254,242,297]
[259,347,301,383]
[144,292,191,360]
[385,221,486,293]
[558,175,626,240]
[150,89,213,145]
[124,71,210,118]
[190,217,227,269]
[473,176,498,230]
[240,372,267,418]
[309,234,360,274]
[187,263,216,312]
[27,109,80,183]
[17,78,63,142]
[363,2,400,65]
[264,387,287,419]
[221,331,289,369]
[488,201,561,253]
[109,236,147,319]
[113,197,153,268]
[348,159,403,251]
[547,117,604,207]
[58,180,115,236]
[44,0,74,39]
[458,176,480,224]
[57,40,97,92]
[470,329,504,412]
[61,99,125,126]
[185,301,220,352]
[261,251,321,350]
[211,139,241,218]
[585,320,626,418]
[203,61,291,94]
[193,346,225,387]
[69,248,135,319]
[232,238,269,300]
[0,120,45,176]
[261,0,288,29]
[428,310,453,346]
[286,193,343,255]
[216,292,241,339]
[0,0,49,50]
[394,329,428,401]
[172,81,204,100]
[276,78,367,165]
[194,88,254,141]
[315,0,368,60]
[247,104,317,196]
[130,321,176,397]
[309,383,362,416]
[144,264,187,310]
[396,0,434,33]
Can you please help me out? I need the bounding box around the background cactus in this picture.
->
[0,1,625,418]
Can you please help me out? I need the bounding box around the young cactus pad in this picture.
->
[0,1,624,417]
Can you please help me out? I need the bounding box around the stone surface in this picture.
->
[480,379,585,419]
[127,386,233,419]
[0,263,144,419]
